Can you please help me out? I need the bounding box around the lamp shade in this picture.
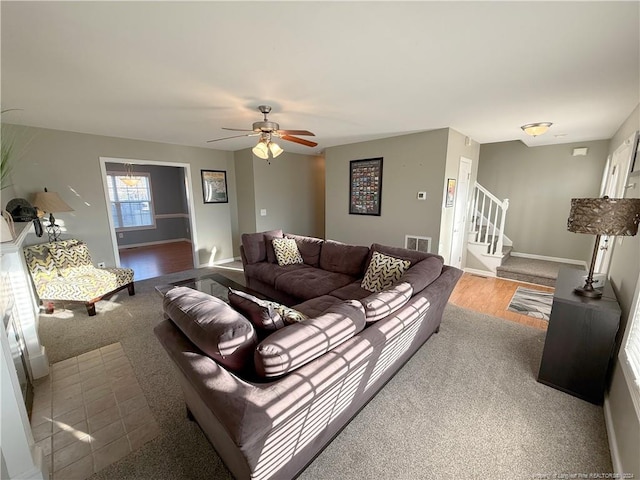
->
[252,140,269,160]
[32,189,74,214]
[567,197,640,236]
[268,142,283,158]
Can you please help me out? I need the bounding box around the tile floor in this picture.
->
[30,343,161,480]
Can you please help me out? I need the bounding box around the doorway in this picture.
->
[450,157,473,269]
[99,157,199,278]
[595,131,639,273]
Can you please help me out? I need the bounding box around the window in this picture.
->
[620,273,640,417]
[106,172,155,230]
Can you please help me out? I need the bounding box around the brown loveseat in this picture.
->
[155,230,462,479]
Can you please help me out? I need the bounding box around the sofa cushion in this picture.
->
[228,288,307,330]
[243,262,308,286]
[319,239,370,277]
[360,282,413,322]
[163,287,257,372]
[264,231,284,263]
[399,256,444,292]
[329,281,372,301]
[361,251,411,292]
[254,300,366,378]
[285,234,323,267]
[272,238,304,266]
[51,242,94,278]
[241,230,283,264]
[292,295,343,318]
[275,267,355,300]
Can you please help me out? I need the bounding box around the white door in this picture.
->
[450,157,473,269]
[594,131,639,273]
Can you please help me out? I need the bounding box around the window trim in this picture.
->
[619,272,640,418]
[106,170,157,232]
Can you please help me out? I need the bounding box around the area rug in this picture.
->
[507,286,553,320]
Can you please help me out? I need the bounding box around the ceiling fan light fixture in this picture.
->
[269,141,283,158]
[252,140,269,159]
[521,122,553,137]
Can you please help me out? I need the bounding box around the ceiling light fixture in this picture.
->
[252,134,283,161]
[121,163,141,187]
[521,122,553,137]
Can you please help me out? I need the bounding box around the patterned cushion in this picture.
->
[24,239,134,302]
[361,251,411,293]
[228,288,307,330]
[51,243,94,278]
[272,238,304,266]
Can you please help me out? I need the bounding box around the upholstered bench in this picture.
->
[24,239,135,316]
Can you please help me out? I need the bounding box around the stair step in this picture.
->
[496,256,581,287]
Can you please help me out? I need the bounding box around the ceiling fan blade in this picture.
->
[280,135,318,148]
[276,129,315,136]
[206,133,259,143]
[222,127,256,132]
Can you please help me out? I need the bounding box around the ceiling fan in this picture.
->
[207,105,317,159]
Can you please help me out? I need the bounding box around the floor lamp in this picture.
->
[567,197,640,299]
[32,188,74,242]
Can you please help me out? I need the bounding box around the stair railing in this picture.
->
[470,182,509,255]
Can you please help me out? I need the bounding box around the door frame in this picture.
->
[450,157,473,269]
[595,130,639,273]
[98,157,199,269]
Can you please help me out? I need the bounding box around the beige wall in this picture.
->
[4,125,236,267]
[478,139,609,261]
[232,149,324,255]
[234,148,257,254]
[605,104,640,478]
[325,129,449,249]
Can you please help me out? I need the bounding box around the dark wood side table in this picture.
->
[537,266,621,405]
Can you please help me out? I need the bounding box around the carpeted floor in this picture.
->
[36,266,612,479]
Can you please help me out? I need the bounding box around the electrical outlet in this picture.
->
[118,233,124,239]
[97,262,106,268]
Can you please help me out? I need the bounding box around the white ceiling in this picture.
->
[2,1,639,155]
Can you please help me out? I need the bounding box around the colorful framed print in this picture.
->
[201,170,228,204]
[349,158,383,216]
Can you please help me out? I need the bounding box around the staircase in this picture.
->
[467,182,512,273]
[466,182,575,287]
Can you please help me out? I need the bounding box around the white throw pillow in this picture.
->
[361,251,411,292]
[272,238,304,266]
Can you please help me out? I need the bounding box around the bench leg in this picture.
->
[127,282,135,296]
[85,302,97,316]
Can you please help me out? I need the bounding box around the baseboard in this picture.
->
[510,252,587,268]
[118,238,192,250]
[603,395,623,474]
[463,268,496,277]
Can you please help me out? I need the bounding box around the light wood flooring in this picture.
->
[449,273,553,330]
[118,242,552,330]
[118,241,194,281]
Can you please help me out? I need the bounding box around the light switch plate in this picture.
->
[260,209,267,216]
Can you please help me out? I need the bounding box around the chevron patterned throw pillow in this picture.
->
[51,243,94,278]
[272,238,304,266]
[361,251,411,293]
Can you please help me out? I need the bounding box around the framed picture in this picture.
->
[201,170,228,204]
[349,158,383,216]
[445,178,456,208]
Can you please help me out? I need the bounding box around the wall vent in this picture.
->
[405,235,432,253]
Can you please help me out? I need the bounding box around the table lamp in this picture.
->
[32,188,74,242]
[567,196,640,299]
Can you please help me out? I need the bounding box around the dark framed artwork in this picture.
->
[201,170,228,204]
[349,158,383,216]
[445,178,456,207]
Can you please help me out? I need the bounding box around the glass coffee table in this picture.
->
[155,272,267,301]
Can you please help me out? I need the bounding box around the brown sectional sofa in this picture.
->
[155,230,462,479]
